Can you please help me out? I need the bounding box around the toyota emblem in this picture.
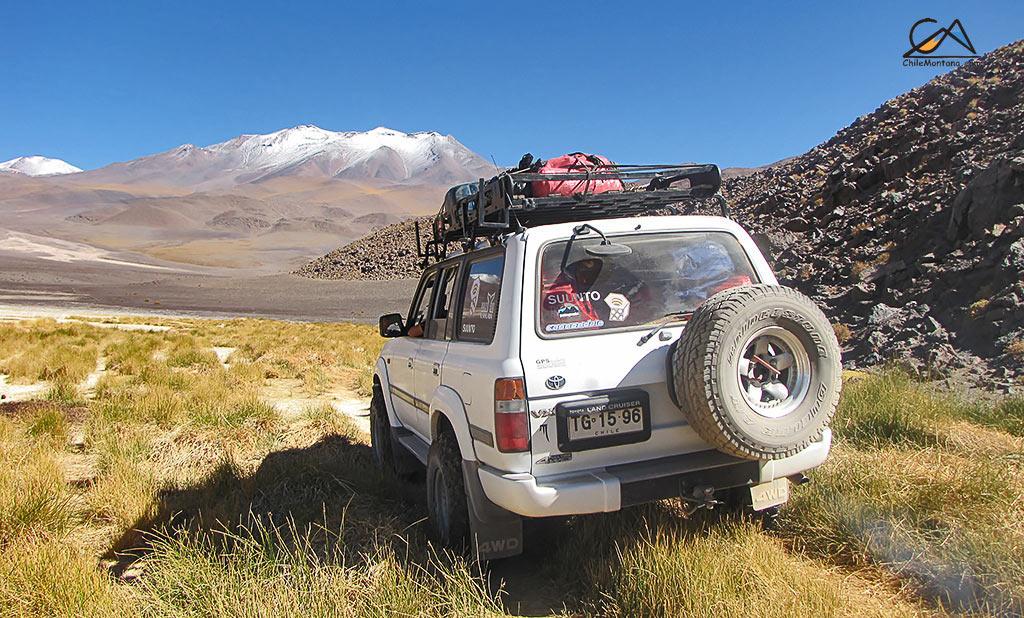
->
[545,375,566,390]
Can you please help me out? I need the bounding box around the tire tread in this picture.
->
[427,430,470,547]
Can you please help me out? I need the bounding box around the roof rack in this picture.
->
[416,160,729,264]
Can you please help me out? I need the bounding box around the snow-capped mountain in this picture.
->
[75,125,493,188]
[0,155,82,176]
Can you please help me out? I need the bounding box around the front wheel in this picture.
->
[370,382,419,479]
[426,431,470,549]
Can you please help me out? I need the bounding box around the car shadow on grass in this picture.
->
[99,429,732,616]
[102,432,429,577]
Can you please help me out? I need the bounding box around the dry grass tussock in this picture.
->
[0,318,1020,616]
[107,316,384,396]
[0,320,103,390]
[1,318,500,617]
[785,371,1024,615]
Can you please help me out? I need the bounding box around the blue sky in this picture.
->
[2,1,1021,170]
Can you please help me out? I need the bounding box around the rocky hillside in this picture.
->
[299,41,1024,384]
[724,40,1023,385]
[295,217,432,281]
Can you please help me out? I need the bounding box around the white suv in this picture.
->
[373,214,841,559]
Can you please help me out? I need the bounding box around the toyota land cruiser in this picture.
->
[372,160,841,559]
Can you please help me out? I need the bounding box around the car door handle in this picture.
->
[432,362,439,376]
[407,358,413,369]
[463,372,473,405]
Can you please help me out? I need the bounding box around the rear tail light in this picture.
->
[494,377,529,452]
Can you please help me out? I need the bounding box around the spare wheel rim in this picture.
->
[735,325,811,419]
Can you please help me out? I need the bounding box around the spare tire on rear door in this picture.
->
[671,284,841,460]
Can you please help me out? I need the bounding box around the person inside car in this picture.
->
[541,257,654,329]
[541,258,603,327]
[406,321,424,337]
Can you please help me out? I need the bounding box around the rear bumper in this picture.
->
[478,429,831,518]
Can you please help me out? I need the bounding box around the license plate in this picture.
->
[556,390,651,452]
[567,405,645,440]
[749,478,789,511]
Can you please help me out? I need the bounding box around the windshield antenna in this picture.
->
[573,223,607,243]
[560,224,602,275]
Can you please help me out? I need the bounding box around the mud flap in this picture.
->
[461,460,523,559]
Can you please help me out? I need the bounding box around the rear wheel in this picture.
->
[426,430,470,549]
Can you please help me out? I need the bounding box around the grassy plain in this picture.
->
[0,317,1021,616]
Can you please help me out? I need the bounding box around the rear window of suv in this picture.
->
[458,253,504,343]
[538,231,757,336]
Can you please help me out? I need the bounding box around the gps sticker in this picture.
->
[605,293,630,322]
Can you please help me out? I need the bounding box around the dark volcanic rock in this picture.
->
[295,217,429,281]
[722,40,1024,384]
[947,155,1024,241]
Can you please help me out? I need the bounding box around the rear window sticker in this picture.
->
[557,303,581,319]
[545,319,605,333]
[604,293,630,322]
[469,278,480,312]
[546,290,601,306]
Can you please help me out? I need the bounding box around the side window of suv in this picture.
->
[427,263,460,339]
[407,270,437,337]
[458,253,504,344]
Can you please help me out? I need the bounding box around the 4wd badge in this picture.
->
[545,375,566,390]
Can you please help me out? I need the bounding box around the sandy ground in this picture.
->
[0,253,418,323]
[0,230,177,271]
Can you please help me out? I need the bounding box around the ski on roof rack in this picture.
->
[416,158,729,263]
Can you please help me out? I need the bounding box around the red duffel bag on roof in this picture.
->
[531,152,624,197]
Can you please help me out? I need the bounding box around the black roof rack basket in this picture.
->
[415,159,731,265]
[430,161,727,249]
